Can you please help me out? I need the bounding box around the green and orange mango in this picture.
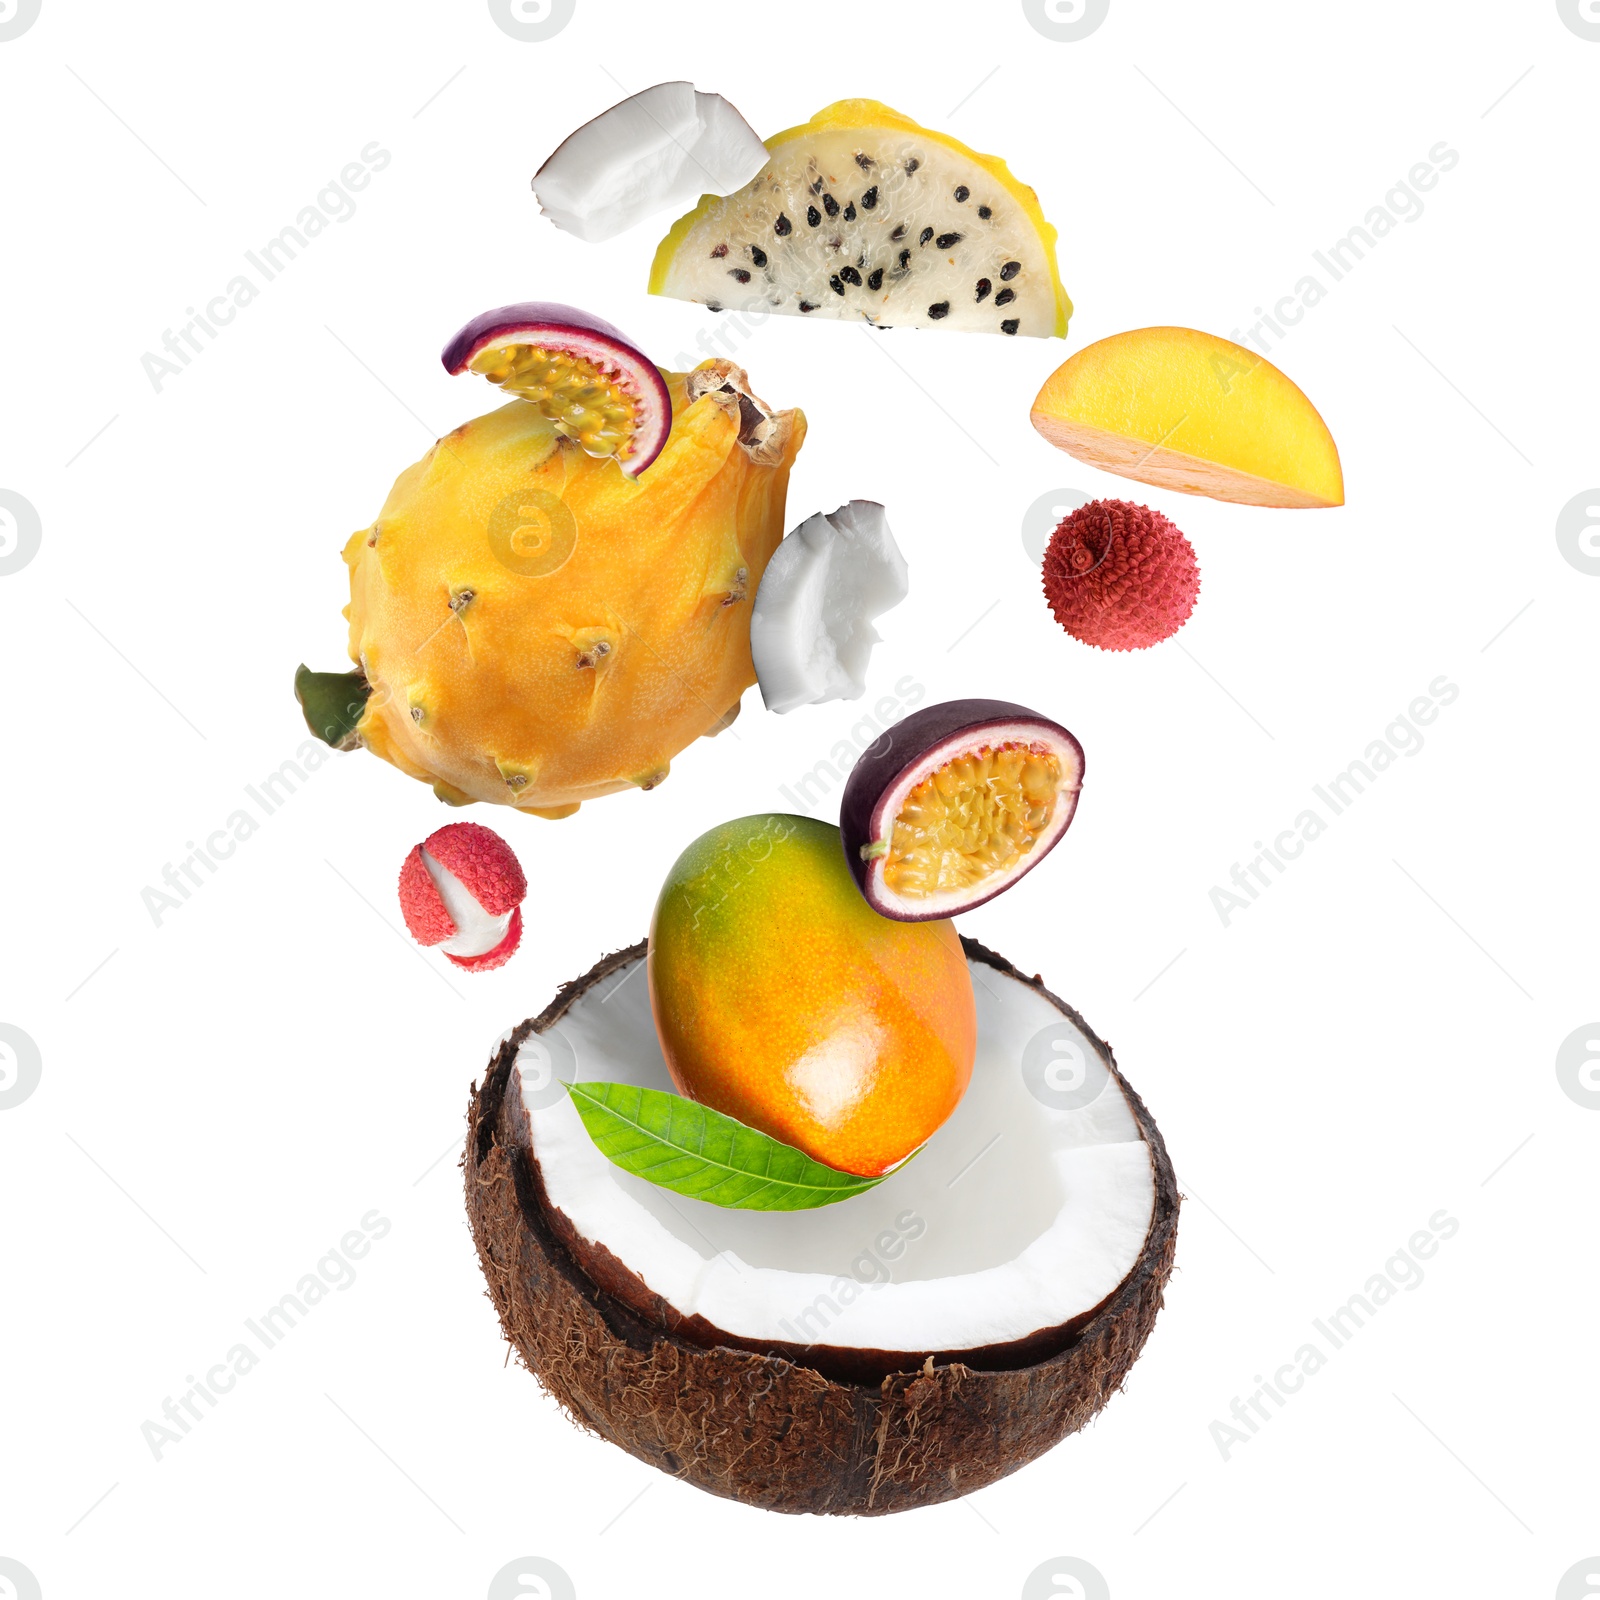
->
[648,815,976,1177]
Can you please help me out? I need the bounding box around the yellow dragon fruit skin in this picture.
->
[342,363,805,818]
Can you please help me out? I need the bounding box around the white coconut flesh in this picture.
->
[864,722,1084,920]
[534,81,769,244]
[421,849,512,958]
[750,500,909,714]
[655,125,1059,335]
[517,954,1154,1358]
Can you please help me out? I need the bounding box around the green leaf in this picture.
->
[295,664,370,751]
[565,1081,885,1211]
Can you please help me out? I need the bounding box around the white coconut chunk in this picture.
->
[520,954,1155,1357]
[533,81,770,244]
[750,501,910,714]
[420,849,512,958]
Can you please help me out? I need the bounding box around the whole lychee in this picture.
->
[1041,499,1200,652]
[398,823,527,972]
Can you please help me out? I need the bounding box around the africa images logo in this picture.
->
[0,490,42,576]
[1557,0,1600,42]
[0,0,41,42]
[1556,490,1600,575]
[1022,0,1109,43]
[0,1024,42,1111]
[488,0,575,41]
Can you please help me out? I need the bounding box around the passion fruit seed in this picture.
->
[469,342,640,460]
[883,743,1066,899]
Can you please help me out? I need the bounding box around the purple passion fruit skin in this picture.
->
[840,698,1084,922]
[441,301,673,476]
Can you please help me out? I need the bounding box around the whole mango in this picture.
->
[648,814,977,1177]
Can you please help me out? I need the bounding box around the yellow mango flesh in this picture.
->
[1031,326,1344,509]
[648,816,977,1178]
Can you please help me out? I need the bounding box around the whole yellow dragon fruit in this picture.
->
[297,308,804,819]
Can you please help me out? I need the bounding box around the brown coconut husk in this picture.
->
[463,937,1180,1517]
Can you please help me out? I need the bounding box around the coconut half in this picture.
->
[533,82,769,244]
[464,938,1178,1515]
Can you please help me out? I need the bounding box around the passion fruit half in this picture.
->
[840,698,1084,920]
[441,301,672,476]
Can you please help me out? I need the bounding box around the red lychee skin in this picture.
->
[420,822,526,914]
[1041,498,1201,652]
[398,844,456,946]
[396,822,527,961]
[444,905,523,972]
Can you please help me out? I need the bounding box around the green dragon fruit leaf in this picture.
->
[295,665,370,752]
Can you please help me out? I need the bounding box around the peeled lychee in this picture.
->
[398,823,527,972]
[1041,499,1200,652]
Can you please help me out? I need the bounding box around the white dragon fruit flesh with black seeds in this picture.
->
[650,99,1071,338]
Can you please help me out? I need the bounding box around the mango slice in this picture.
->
[1030,327,1344,509]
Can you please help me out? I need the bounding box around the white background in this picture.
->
[2,2,1597,1596]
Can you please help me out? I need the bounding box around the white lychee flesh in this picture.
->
[534,81,769,244]
[422,849,513,958]
[750,501,909,714]
[516,952,1156,1357]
